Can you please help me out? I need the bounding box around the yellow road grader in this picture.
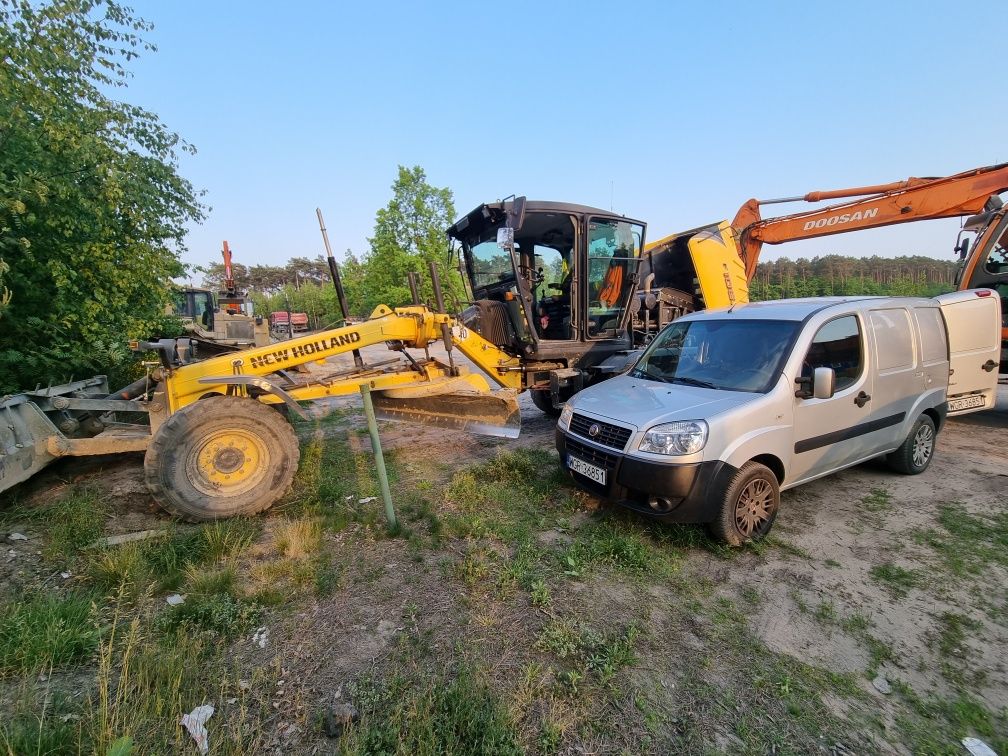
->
[0,198,745,520]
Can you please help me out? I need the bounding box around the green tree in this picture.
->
[357,165,461,314]
[0,0,204,392]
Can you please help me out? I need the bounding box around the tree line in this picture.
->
[749,255,961,300]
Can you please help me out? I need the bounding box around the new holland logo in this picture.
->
[249,331,362,369]
[588,424,601,437]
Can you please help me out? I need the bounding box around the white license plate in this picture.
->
[568,455,606,485]
[949,394,986,411]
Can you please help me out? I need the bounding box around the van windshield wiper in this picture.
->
[671,376,719,389]
[632,366,673,383]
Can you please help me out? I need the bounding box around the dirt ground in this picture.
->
[2,342,1006,754]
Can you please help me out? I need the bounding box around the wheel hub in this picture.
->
[213,447,245,474]
[912,425,934,467]
[187,428,268,496]
[735,478,772,536]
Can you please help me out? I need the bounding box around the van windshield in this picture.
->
[631,319,799,393]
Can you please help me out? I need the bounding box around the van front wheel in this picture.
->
[709,462,779,546]
[887,414,935,475]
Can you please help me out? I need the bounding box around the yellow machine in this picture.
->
[2,198,747,521]
[0,302,522,521]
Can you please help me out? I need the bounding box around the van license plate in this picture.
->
[949,394,985,411]
[568,455,606,485]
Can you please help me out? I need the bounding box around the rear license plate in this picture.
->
[568,455,606,485]
[949,394,985,412]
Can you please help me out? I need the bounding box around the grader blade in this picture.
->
[371,386,521,438]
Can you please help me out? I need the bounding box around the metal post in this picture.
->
[359,384,397,530]
[428,260,446,313]
[428,261,457,375]
[317,208,363,368]
[407,271,421,305]
[284,295,294,341]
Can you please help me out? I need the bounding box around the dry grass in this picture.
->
[273,516,322,558]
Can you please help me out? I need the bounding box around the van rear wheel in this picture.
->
[708,461,779,546]
[887,414,935,475]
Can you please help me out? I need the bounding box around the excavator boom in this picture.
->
[733,163,1008,278]
[221,240,236,296]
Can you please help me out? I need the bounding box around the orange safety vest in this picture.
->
[598,263,623,307]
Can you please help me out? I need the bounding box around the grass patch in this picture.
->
[893,682,1008,755]
[0,591,98,676]
[765,535,813,560]
[536,617,639,690]
[280,432,389,530]
[1,486,107,560]
[913,503,1008,578]
[442,449,565,541]
[869,562,921,597]
[274,516,322,557]
[0,686,81,755]
[861,488,892,513]
[931,611,982,687]
[559,516,679,580]
[88,520,260,595]
[157,593,260,638]
[341,669,522,755]
[690,596,869,752]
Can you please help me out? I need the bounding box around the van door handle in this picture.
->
[982,359,997,372]
[854,391,871,408]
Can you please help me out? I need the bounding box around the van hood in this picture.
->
[570,375,757,428]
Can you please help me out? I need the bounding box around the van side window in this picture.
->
[802,316,862,392]
[870,308,914,371]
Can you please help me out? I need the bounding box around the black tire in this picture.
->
[530,389,561,417]
[707,461,780,546]
[144,395,300,521]
[887,414,936,475]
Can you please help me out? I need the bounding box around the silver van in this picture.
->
[556,292,1001,544]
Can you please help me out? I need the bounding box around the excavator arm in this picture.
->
[732,163,1008,279]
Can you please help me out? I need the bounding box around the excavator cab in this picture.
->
[956,196,1008,371]
[449,198,646,411]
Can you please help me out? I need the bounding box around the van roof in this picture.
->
[695,296,937,322]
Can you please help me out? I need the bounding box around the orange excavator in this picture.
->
[729,162,1008,372]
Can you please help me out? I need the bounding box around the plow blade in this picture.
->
[371,386,521,438]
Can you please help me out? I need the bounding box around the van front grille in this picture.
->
[569,414,632,450]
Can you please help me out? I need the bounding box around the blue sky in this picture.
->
[125,0,1005,276]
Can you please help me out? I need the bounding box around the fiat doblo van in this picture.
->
[556,292,1001,544]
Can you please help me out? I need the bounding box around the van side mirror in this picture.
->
[813,367,836,400]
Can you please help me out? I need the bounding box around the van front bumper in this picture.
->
[555,429,736,523]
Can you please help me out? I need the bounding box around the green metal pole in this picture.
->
[359,384,397,530]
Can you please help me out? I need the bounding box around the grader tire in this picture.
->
[144,395,300,521]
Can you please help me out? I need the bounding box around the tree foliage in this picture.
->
[0,0,205,392]
[354,165,462,315]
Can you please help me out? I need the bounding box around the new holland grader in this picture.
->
[0,198,744,520]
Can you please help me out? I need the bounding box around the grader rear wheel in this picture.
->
[144,395,300,521]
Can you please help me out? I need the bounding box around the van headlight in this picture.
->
[639,420,708,456]
[558,403,573,430]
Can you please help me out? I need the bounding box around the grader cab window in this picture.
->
[469,241,516,290]
[587,217,643,338]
